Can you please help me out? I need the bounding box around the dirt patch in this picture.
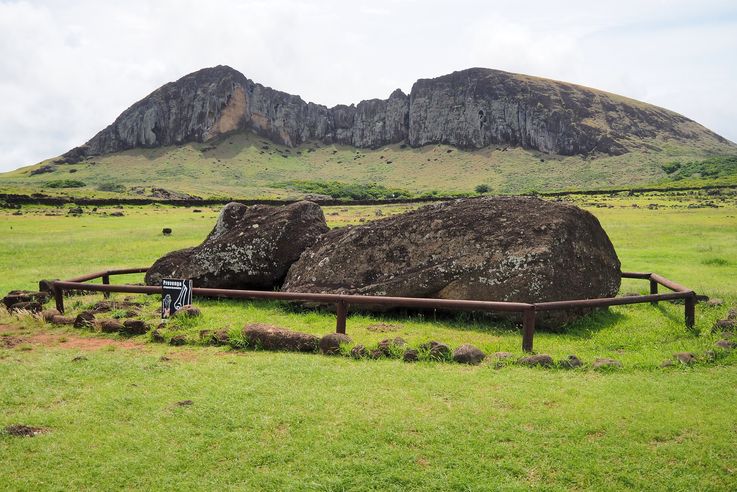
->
[4,424,49,437]
[366,323,401,333]
[0,335,27,349]
[0,327,146,352]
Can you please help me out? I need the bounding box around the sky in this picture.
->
[0,0,736,172]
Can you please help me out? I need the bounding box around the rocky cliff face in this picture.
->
[62,65,731,162]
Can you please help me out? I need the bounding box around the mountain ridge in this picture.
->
[59,65,734,164]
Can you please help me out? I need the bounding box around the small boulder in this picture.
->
[40,308,60,322]
[98,319,124,333]
[10,301,42,313]
[319,333,352,355]
[518,354,554,367]
[428,343,451,361]
[208,330,230,346]
[592,358,622,370]
[121,320,150,336]
[674,352,697,365]
[706,298,723,307]
[714,319,736,330]
[559,355,583,369]
[50,315,75,325]
[403,348,419,362]
[243,323,318,352]
[2,290,49,309]
[377,337,406,356]
[151,329,165,343]
[169,335,187,346]
[660,359,676,368]
[350,344,368,359]
[452,344,486,365]
[716,339,737,349]
[175,305,201,318]
[162,228,173,236]
[493,351,515,360]
[727,308,737,320]
[109,211,125,217]
[73,311,96,328]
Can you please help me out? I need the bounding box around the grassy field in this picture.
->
[1,132,735,199]
[2,192,737,489]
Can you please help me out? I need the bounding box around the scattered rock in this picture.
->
[403,348,419,362]
[716,339,737,349]
[428,343,451,361]
[377,337,407,356]
[169,335,187,346]
[366,323,401,333]
[592,358,622,370]
[2,290,49,309]
[243,323,319,352]
[714,319,736,330]
[67,207,83,216]
[517,354,554,367]
[50,314,75,325]
[176,400,194,406]
[706,298,723,307]
[162,228,173,236]
[145,201,329,290]
[674,352,697,365]
[559,355,583,369]
[98,319,124,333]
[350,344,368,359]
[73,311,96,328]
[121,320,150,336]
[151,329,165,343]
[452,344,486,365]
[9,301,42,313]
[727,308,737,320]
[319,333,352,355]
[208,330,230,346]
[40,308,60,322]
[4,424,48,437]
[71,356,88,362]
[174,305,201,318]
[109,211,125,217]
[660,359,676,368]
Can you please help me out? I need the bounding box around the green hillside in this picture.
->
[1,132,736,199]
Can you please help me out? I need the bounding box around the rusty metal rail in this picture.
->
[44,268,697,353]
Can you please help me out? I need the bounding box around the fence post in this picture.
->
[53,283,65,314]
[522,309,536,352]
[336,301,347,334]
[649,278,658,305]
[102,274,110,299]
[685,294,695,329]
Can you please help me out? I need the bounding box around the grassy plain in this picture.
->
[1,132,735,199]
[1,192,737,490]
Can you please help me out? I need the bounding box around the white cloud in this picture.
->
[0,0,735,171]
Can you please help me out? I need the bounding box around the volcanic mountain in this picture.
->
[3,65,735,198]
[60,65,731,163]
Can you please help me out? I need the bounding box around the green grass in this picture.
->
[2,193,737,489]
[1,131,735,199]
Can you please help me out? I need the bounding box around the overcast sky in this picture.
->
[1,0,735,171]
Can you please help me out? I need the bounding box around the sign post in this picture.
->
[161,278,193,319]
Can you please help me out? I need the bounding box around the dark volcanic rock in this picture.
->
[518,354,554,367]
[319,333,352,355]
[452,344,486,365]
[121,320,150,336]
[243,323,319,352]
[73,311,96,328]
[284,196,621,328]
[2,290,49,309]
[145,201,329,289]
[62,66,732,163]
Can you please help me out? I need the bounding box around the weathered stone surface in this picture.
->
[428,343,451,361]
[98,319,124,333]
[674,352,697,365]
[170,335,187,346]
[151,329,165,343]
[121,320,150,336]
[41,308,60,322]
[174,305,201,318]
[2,290,49,309]
[403,348,419,362]
[63,66,732,163]
[284,196,621,328]
[714,319,736,330]
[350,344,368,359]
[377,337,407,356]
[716,339,737,349]
[559,354,583,369]
[9,301,42,313]
[452,344,486,364]
[207,329,230,346]
[518,354,554,367]
[73,311,95,328]
[243,323,318,352]
[50,315,75,325]
[592,358,622,369]
[493,351,515,360]
[319,333,352,355]
[145,201,328,289]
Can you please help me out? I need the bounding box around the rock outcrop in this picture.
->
[61,65,732,163]
[145,200,328,289]
[283,196,621,328]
